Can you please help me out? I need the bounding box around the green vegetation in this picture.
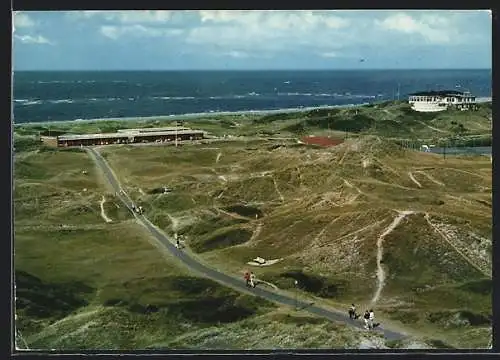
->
[96,134,491,349]
[15,101,491,150]
[14,149,278,349]
[15,147,403,350]
[14,101,492,349]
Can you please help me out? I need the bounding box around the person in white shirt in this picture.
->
[369,309,375,329]
[174,233,180,249]
[363,310,370,330]
[250,272,256,288]
[349,304,357,319]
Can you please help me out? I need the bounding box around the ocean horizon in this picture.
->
[13,69,492,124]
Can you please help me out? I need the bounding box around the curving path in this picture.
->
[85,147,407,341]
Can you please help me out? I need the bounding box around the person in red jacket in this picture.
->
[244,271,251,287]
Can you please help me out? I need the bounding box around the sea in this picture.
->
[12,69,492,124]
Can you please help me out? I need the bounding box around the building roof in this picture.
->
[117,127,191,133]
[58,130,205,141]
[409,90,474,97]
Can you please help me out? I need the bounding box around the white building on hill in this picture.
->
[408,90,477,112]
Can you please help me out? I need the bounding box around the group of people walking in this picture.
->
[349,304,377,330]
[244,271,256,288]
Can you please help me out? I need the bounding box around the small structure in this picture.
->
[247,257,283,267]
[408,90,478,112]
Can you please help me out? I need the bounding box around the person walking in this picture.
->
[244,271,251,287]
[369,309,375,329]
[363,310,371,330]
[250,272,256,288]
[348,304,357,320]
[174,233,180,249]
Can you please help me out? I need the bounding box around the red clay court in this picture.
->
[300,136,344,147]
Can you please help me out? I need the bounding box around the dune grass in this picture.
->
[14,148,280,350]
[15,145,421,350]
[13,102,492,349]
[97,135,491,349]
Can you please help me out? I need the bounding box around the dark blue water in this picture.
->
[12,70,492,124]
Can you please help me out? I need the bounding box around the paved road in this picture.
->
[86,147,407,342]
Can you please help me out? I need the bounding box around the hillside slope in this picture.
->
[100,136,492,348]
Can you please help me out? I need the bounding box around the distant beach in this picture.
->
[14,103,370,127]
[13,69,492,124]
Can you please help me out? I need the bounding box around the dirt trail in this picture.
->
[446,168,487,178]
[296,166,303,187]
[424,213,490,277]
[372,210,414,305]
[382,109,394,118]
[325,218,387,246]
[250,222,263,242]
[59,321,98,342]
[167,213,180,231]
[415,171,444,186]
[16,330,30,350]
[313,217,343,244]
[256,278,278,290]
[313,225,329,243]
[342,178,364,195]
[272,177,285,202]
[99,196,112,223]
[49,308,101,328]
[407,172,422,188]
[415,120,448,133]
[217,208,250,221]
[338,148,349,165]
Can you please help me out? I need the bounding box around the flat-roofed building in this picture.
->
[408,90,477,112]
[57,129,205,147]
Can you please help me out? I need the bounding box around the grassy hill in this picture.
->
[13,102,492,349]
[15,145,423,350]
[97,135,491,348]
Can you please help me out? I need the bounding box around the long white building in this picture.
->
[408,90,477,112]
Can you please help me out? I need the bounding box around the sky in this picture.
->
[12,10,492,71]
